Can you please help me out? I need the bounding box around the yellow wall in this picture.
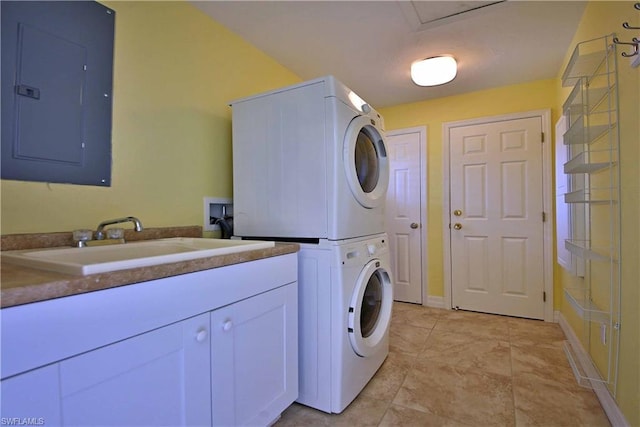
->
[378,79,558,300]
[0,1,300,234]
[555,2,639,425]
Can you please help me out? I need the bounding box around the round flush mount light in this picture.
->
[410,56,457,86]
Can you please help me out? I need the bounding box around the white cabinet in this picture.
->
[1,314,212,427]
[0,364,62,425]
[211,284,298,426]
[59,313,211,426]
[0,253,298,427]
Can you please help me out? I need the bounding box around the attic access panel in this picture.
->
[1,1,115,186]
[399,1,506,31]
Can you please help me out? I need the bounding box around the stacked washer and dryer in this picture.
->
[230,76,393,414]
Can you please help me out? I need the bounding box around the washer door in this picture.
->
[343,116,389,209]
[348,259,393,357]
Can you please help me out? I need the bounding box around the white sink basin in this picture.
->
[1,238,275,276]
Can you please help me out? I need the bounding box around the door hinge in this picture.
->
[542,212,546,222]
[541,132,545,143]
[543,291,547,302]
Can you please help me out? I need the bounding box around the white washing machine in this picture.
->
[231,76,389,241]
[296,233,393,413]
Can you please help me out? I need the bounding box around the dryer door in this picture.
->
[348,258,393,357]
[343,116,389,209]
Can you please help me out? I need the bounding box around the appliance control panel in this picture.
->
[341,237,388,265]
[366,239,387,256]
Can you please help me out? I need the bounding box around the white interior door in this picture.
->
[449,117,545,319]
[386,128,425,304]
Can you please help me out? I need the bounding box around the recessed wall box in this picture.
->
[203,197,233,232]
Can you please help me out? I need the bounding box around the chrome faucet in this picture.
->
[95,216,144,240]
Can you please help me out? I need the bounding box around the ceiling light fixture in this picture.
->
[410,56,457,86]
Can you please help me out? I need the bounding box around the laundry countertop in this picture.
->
[0,226,298,308]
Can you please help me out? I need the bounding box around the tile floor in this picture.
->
[276,302,611,426]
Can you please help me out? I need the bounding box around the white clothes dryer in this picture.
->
[231,76,389,241]
[296,233,393,413]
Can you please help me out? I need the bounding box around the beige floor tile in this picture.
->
[278,305,611,427]
[393,358,515,426]
[391,305,439,330]
[276,395,389,426]
[511,343,577,387]
[438,309,507,322]
[420,329,512,377]
[508,317,566,348]
[433,311,510,341]
[379,404,473,427]
[392,301,445,316]
[276,403,333,426]
[391,301,424,312]
[389,323,431,356]
[512,375,611,427]
[329,395,389,426]
[447,323,510,342]
[360,351,416,402]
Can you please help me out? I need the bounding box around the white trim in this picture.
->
[386,126,428,305]
[442,109,554,321]
[425,296,445,309]
[558,313,629,427]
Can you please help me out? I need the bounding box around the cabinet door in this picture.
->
[211,283,298,426]
[59,313,211,426]
[0,364,62,424]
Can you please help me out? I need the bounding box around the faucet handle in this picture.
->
[106,228,125,239]
[73,229,93,247]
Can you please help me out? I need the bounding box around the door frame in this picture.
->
[442,109,554,321]
[386,126,429,306]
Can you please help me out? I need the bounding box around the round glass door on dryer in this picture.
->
[347,241,393,357]
[328,96,390,240]
[343,113,389,210]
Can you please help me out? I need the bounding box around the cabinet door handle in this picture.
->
[222,320,233,332]
[196,329,208,342]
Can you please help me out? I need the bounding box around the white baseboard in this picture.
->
[425,296,445,309]
[558,313,629,427]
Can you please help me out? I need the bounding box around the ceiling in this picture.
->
[191,1,587,108]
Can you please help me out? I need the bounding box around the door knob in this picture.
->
[410,222,419,229]
[453,223,462,230]
[453,209,462,216]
